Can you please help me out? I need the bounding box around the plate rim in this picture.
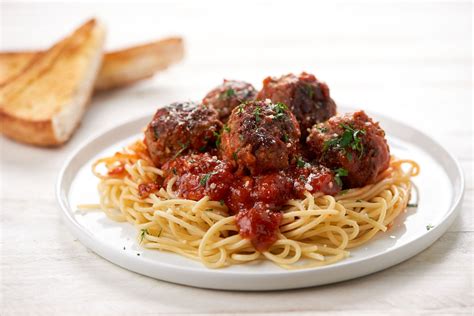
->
[55,109,465,289]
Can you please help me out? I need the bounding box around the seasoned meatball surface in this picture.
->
[220,100,301,175]
[306,110,390,188]
[257,72,337,138]
[144,101,222,166]
[202,80,257,121]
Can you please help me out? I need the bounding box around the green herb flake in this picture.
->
[426,224,434,231]
[282,133,289,143]
[334,168,349,187]
[407,203,418,208]
[225,88,235,98]
[223,124,231,133]
[254,106,261,123]
[273,102,287,120]
[200,172,215,187]
[237,104,245,114]
[347,152,353,162]
[323,124,366,158]
[302,84,315,99]
[317,126,328,133]
[232,152,238,161]
[296,157,306,168]
[172,141,190,159]
[139,229,148,244]
[219,199,225,206]
[213,130,222,148]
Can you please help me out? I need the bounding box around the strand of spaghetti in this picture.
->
[263,239,302,265]
[87,143,417,269]
[153,210,207,236]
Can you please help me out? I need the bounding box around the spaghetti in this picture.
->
[83,140,419,269]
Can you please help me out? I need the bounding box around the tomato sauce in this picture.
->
[108,165,127,177]
[158,152,341,251]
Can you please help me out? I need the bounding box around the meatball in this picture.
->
[220,100,300,175]
[306,110,390,188]
[202,80,257,121]
[144,101,222,166]
[257,72,337,138]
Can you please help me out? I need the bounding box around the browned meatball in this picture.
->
[144,101,222,166]
[257,72,337,138]
[202,80,257,121]
[220,100,300,175]
[306,110,390,188]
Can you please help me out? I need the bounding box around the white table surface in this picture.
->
[0,1,472,315]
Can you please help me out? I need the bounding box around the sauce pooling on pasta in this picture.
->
[158,152,340,251]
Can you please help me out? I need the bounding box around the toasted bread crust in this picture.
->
[0,37,184,90]
[0,52,40,86]
[94,37,184,90]
[0,19,105,146]
[0,109,59,146]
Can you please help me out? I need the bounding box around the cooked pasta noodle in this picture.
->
[82,140,419,269]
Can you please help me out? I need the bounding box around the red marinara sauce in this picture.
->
[162,152,235,201]
[161,152,341,252]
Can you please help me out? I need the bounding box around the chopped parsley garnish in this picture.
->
[347,152,353,162]
[426,224,434,231]
[323,124,366,158]
[172,141,189,159]
[213,130,222,148]
[273,102,287,120]
[200,172,215,187]
[172,168,177,175]
[232,152,238,161]
[296,157,306,168]
[219,199,225,206]
[225,88,235,98]
[407,203,418,207]
[237,104,245,114]
[304,84,314,99]
[220,88,236,100]
[223,124,231,133]
[254,106,261,123]
[139,229,148,244]
[282,133,289,143]
[317,126,328,133]
[334,168,348,187]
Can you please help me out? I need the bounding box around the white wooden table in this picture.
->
[1,1,472,314]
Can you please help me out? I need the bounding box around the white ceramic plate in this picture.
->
[56,110,464,291]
